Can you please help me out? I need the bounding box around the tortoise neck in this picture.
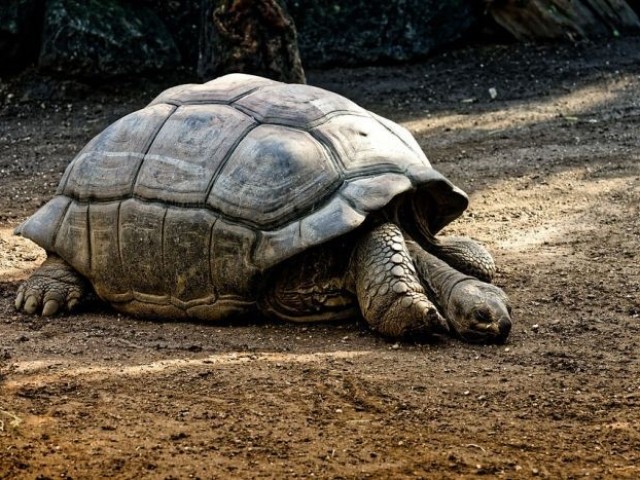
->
[406,241,473,314]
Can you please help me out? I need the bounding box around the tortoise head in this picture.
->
[446,280,512,344]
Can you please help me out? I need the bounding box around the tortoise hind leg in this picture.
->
[15,254,88,316]
[352,223,449,338]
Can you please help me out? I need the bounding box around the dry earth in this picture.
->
[1,38,639,479]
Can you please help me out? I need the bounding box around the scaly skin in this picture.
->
[352,223,449,338]
[15,254,87,316]
[428,236,496,283]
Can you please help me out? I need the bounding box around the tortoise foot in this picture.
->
[353,223,449,338]
[15,255,87,316]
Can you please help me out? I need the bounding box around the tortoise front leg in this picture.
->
[428,236,496,283]
[15,254,88,316]
[352,223,448,338]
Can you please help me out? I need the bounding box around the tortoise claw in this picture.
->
[14,290,25,311]
[42,299,61,316]
[15,255,87,317]
[24,295,40,315]
[426,308,450,335]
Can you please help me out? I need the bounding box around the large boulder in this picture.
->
[284,0,480,67]
[487,0,640,40]
[127,0,200,70]
[39,0,180,78]
[0,0,44,73]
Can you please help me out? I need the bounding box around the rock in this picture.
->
[487,0,640,40]
[0,0,44,73]
[284,0,480,67]
[127,0,200,70]
[38,0,180,78]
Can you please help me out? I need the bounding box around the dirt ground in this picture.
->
[1,37,639,479]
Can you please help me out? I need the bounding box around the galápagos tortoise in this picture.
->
[15,73,512,343]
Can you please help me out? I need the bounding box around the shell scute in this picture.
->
[61,103,175,201]
[134,104,256,205]
[207,124,340,227]
[118,199,167,295]
[234,83,366,127]
[311,114,427,174]
[149,73,277,106]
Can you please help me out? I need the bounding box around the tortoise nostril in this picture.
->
[498,317,512,336]
[475,309,492,324]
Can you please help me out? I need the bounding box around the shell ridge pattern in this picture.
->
[50,196,73,253]
[229,103,371,130]
[342,164,411,180]
[207,214,218,296]
[203,122,260,200]
[307,129,347,174]
[159,207,170,302]
[86,203,93,275]
[160,85,271,108]
[57,160,77,195]
[336,191,363,215]
[130,105,179,193]
[369,112,428,162]
[115,200,126,292]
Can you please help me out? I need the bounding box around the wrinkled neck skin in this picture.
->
[406,242,474,317]
[384,193,496,282]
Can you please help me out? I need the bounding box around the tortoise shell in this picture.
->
[16,73,468,319]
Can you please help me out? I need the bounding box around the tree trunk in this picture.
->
[198,0,305,83]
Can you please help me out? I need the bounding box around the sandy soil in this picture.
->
[1,38,639,479]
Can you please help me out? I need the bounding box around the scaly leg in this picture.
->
[352,223,448,338]
[429,236,496,283]
[15,254,88,316]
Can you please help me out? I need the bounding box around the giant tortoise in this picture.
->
[15,73,512,343]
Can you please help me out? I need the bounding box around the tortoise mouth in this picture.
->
[451,317,512,344]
